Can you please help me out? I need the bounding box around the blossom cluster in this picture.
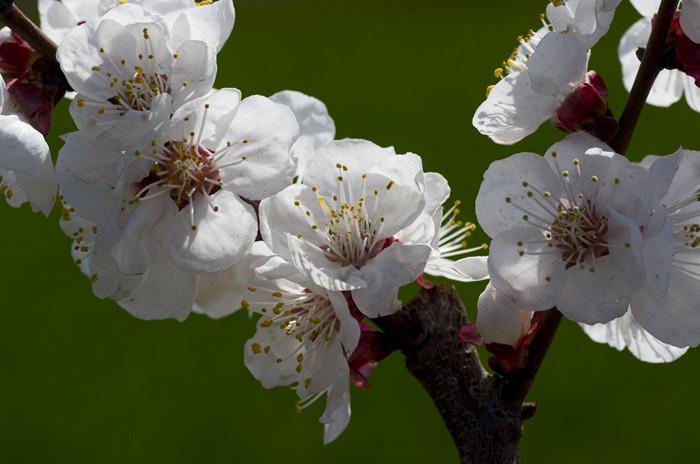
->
[0,0,698,446]
[472,0,700,365]
[35,0,488,443]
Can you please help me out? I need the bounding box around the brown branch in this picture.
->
[501,309,562,409]
[375,286,521,464]
[610,0,680,155]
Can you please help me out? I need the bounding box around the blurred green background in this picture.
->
[2,1,698,462]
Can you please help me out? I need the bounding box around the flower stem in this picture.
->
[610,0,680,155]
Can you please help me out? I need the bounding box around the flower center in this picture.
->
[133,140,222,210]
[296,164,394,268]
[80,27,174,114]
[682,224,700,249]
[549,200,610,267]
[507,155,622,271]
[246,286,340,392]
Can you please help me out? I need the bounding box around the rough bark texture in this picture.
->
[376,286,522,464]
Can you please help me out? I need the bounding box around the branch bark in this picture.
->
[375,286,522,464]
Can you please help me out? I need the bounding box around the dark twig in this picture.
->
[501,309,563,410]
[610,0,680,155]
[375,286,521,464]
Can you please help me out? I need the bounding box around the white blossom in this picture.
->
[476,132,654,324]
[546,0,622,48]
[56,3,219,149]
[397,172,489,282]
[581,311,688,363]
[40,0,235,51]
[239,242,361,444]
[270,90,336,179]
[57,89,299,319]
[624,149,700,347]
[0,76,56,215]
[259,139,431,318]
[472,27,592,145]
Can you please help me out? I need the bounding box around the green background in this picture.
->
[2,1,698,462]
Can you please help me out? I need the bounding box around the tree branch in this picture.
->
[375,286,521,464]
[610,0,680,155]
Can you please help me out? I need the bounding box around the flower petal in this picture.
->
[476,152,562,238]
[118,255,197,321]
[527,32,588,97]
[477,283,531,346]
[488,227,565,310]
[165,190,257,274]
[425,256,489,282]
[472,72,559,145]
[218,95,299,200]
[351,244,431,318]
[286,233,367,292]
[0,114,55,215]
[581,310,688,363]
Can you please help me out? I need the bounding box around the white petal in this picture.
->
[287,233,367,292]
[351,244,431,318]
[321,381,352,445]
[423,172,451,218]
[327,291,362,357]
[194,241,275,319]
[169,0,235,52]
[270,90,336,178]
[629,0,661,16]
[581,310,688,363]
[640,213,674,303]
[165,190,257,273]
[118,256,197,321]
[683,76,700,113]
[170,40,218,112]
[111,194,178,275]
[425,256,489,282]
[681,0,700,44]
[632,264,700,347]
[259,183,331,261]
[475,152,562,238]
[0,115,55,215]
[526,32,588,97]
[556,236,642,325]
[619,19,684,107]
[218,95,299,200]
[488,227,565,311]
[56,132,121,223]
[477,283,531,346]
[472,72,559,145]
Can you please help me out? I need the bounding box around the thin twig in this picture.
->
[610,0,680,155]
